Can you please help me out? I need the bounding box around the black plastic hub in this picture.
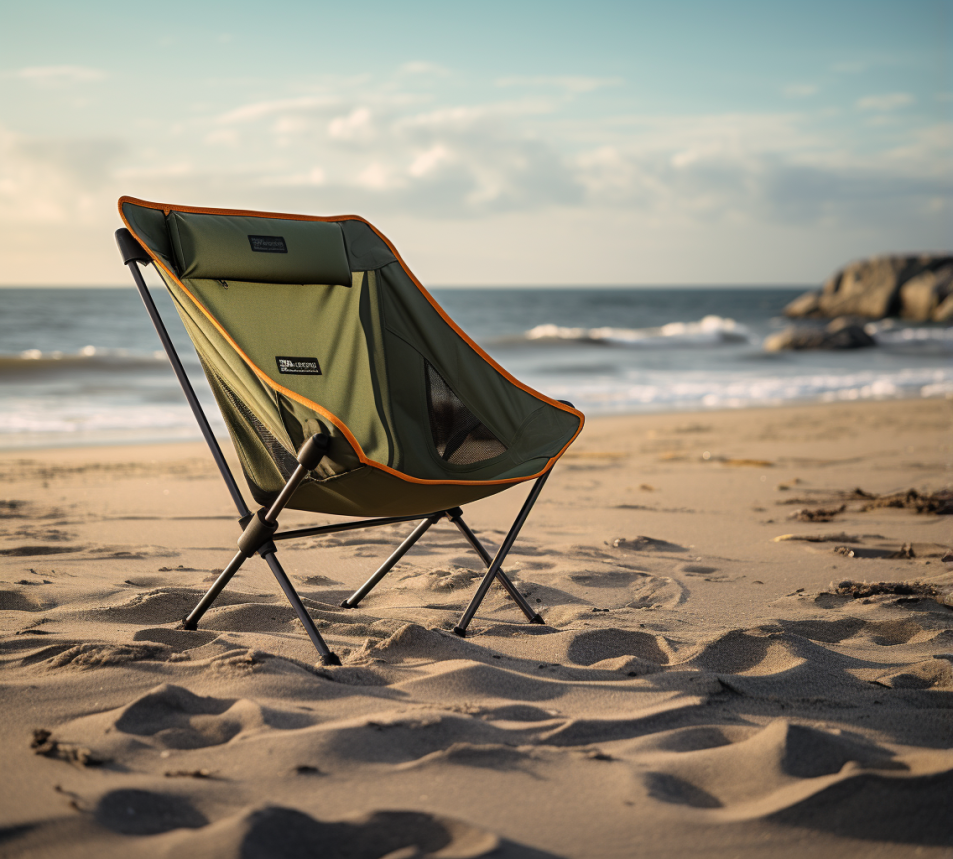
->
[237,510,279,557]
[297,433,330,471]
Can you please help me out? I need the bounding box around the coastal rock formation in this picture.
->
[763,317,876,351]
[785,254,953,321]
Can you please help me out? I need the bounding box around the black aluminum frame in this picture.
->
[116,228,548,665]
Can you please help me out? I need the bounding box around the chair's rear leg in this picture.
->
[453,473,550,637]
[341,513,442,609]
[447,510,541,624]
[262,551,339,665]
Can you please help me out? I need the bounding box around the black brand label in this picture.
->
[248,235,288,253]
[276,356,322,375]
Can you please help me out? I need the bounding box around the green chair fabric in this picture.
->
[119,198,584,518]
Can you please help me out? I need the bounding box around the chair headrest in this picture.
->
[167,210,352,286]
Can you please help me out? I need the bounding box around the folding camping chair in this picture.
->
[115,197,584,665]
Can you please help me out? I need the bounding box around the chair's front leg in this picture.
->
[446,509,541,623]
[452,473,550,637]
[182,434,341,665]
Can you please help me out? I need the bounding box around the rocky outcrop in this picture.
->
[785,254,953,322]
[764,317,877,351]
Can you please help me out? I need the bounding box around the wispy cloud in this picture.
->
[857,92,915,111]
[217,95,339,125]
[14,66,106,86]
[496,75,622,94]
[783,84,818,98]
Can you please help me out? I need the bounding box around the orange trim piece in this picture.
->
[118,196,585,486]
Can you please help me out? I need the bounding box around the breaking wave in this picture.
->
[524,316,750,348]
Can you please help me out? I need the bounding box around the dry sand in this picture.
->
[1,398,951,858]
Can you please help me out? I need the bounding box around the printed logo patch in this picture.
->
[248,235,288,253]
[276,356,322,375]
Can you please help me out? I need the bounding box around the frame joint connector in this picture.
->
[237,509,279,557]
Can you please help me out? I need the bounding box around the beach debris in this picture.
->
[674,423,712,433]
[773,532,861,543]
[833,543,916,559]
[608,536,686,553]
[776,488,876,506]
[0,500,28,518]
[0,545,83,557]
[698,452,774,467]
[943,552,953,564]
[776,478,806,491]
[826,579,940,600]
[293,765,322,775]
[31,729,106,767]
[787,504,846,522]
[859,489,953,515]
[164,769,214,779]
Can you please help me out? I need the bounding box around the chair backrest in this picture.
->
[119,197,583,517]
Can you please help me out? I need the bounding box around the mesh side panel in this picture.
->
[425,361,507,465]
[217,375,299,480]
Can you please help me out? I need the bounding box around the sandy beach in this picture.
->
[1,397,951,858]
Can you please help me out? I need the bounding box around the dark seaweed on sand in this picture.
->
[828,580,941,600]
[861,489,953,515]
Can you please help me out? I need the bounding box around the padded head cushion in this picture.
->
[167,210,351,285]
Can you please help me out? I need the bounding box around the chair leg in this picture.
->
[182,548,249,630]
[181,434,340,665]
[452,473,550,637]
[447,510,541,624]
[262,550,340,666]
[340,513,442,608]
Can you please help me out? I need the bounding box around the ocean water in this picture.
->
[1,285,951,450]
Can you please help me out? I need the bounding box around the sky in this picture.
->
[0,0,950,286]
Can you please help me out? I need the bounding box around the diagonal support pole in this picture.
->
[340,512,443,609]
[452,473,550,637]
[446,509,540,623]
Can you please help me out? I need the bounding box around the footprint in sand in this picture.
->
[161,806,538,859]
[0,545,83,557]
[564,628,673,666]
[94,788,208,835]
[639,719,912,814]
[53,684,277,752]
[0,588,54,612]
[41,642,170,671]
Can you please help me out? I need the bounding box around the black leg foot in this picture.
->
[530,613,544,624]
[452,626,466,638]
[181,616,197,631]
[340,600,354,609]
[319,652,341,667]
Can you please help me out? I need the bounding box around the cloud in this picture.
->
[1,63,949,285]
[0,127,125,224]
[328,107,375,142]
[217,95,338,125]
[857,92,915,111]
[783,84,818,98]
[496,75,622,95]
[398,61,450,77]
[14,66,106,85]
